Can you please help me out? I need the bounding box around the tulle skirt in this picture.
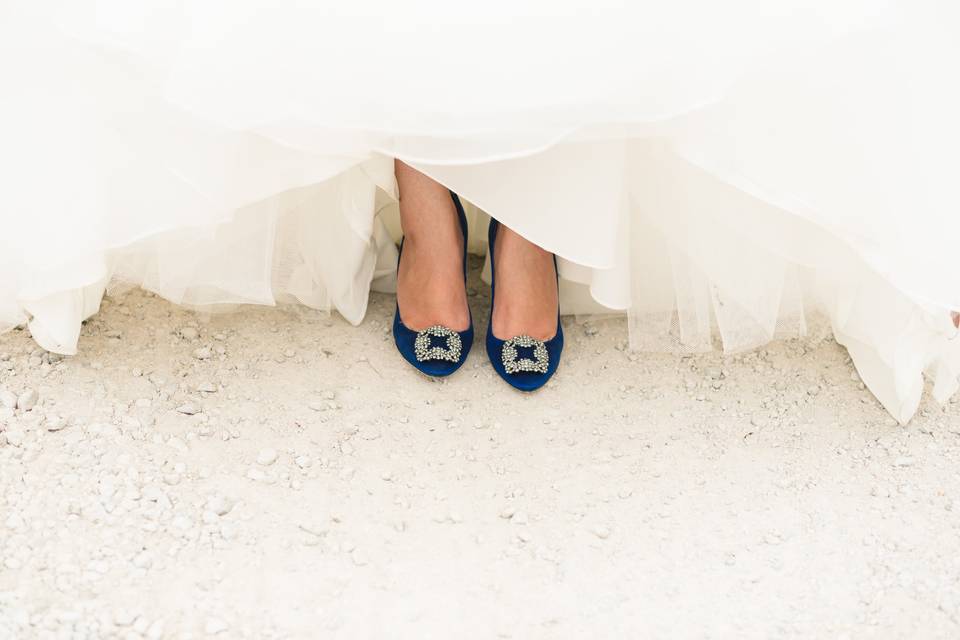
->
[2,0,959,423]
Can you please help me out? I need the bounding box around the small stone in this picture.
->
[146,619,166,640]
[0,389,16,409]
[4,430,23,447]
[5,512,25,530]
[45,415,67,431]
[220,522,238,540]
[893,456,915,467]
[179,327,199,340]
[256,448,278,466]
[17,388,39,411]
[114,609,139,627]
[167,437,188,453]
[871,484,891,498]
[294,455,312,469]
[196,381,218,393]
[193,347,212,360]
[132,551,153,569]
[176,402,200,415]
[205,495,234,517]
[204,617,229,635]
[591,525,612,539]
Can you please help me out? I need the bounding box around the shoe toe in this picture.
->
[500,370,551,392]
[486,330,563,392]
[412,359,463,378]
[393,313,473,378]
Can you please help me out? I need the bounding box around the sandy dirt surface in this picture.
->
[2,258,960,639]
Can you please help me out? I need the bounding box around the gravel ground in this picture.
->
[2,258,960,639]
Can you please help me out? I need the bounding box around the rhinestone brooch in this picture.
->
[414,325,463,363]
[502,335,549,374]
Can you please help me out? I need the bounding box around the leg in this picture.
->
[395,160,470,331]
[491,225,559,341]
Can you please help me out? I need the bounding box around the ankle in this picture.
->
[495,226,550,262]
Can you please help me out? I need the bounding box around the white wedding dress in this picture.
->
[2,1,959,423]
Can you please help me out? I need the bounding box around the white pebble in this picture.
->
[5,512,25,530]
[176,402,200,416]
[0,389,16,409]
[204,617,230,635]
[205,495,234,516]
[146,619,166,640]
[45,415,67,431]
[166,437,188,453]
[17,388,39,411]
[132,551,153,569]
[591,525,612,539]
[4,429,24,447]
[113,609,139,627]
[510,511,529,525]
[257,448,278,466]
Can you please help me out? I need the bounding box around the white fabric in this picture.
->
[1,1,959,423]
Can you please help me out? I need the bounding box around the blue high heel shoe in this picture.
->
[486,219,563,391]
[393,191,474,377]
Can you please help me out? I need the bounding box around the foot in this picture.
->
[491,224,558,341]
[395,161,470,332]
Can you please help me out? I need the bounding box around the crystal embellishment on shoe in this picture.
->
[501,335,549,374]
[414,325,463,363]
